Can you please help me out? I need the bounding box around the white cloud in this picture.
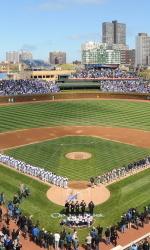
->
[37,1,64,11]
[21,44,37,51]
[36,0,108,11]
[67,32,100,41]
[73,0,106,4]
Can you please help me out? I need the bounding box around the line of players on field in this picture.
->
[92,156,150,185]
[0,153,68,188]
[0,153,150,189]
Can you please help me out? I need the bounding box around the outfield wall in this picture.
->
[0,92,150,103]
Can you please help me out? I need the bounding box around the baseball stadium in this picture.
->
[0,69,150,250]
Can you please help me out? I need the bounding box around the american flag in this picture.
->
[67,192,79,201]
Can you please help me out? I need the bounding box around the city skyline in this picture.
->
[0,0,150,62]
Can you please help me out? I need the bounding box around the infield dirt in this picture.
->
[1,126,150,151]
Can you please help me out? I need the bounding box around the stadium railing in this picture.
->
[111,232,150,250]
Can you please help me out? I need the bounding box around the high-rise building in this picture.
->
[81,41,134,66]
[111,44,135,65]
[81,42,121,65]
[102,22,114,44]
[6,51,20,64]
[135,33,150,66]
[19,50,33,61]
[6,50,33,64]
[128,49,135,66]
[102,20,126,45]
[49,52,66,65]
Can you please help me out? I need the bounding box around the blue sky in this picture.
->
[0,0,150,62]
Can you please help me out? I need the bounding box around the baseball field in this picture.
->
[0,99,150,241]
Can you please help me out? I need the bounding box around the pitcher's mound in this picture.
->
[65,152,92,160]
[47,182,110,206]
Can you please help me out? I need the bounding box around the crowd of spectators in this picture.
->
[92,156,150,185]
[0,190,150,250]
[0,184,30,250]
[100,79,150,93]
[60,204,150,249]
[70,68,150,94]
[70,68,138,79]
[0,154,68,188]
[0,69,149,96]
[0,79,60,96]
[128,238,150,250]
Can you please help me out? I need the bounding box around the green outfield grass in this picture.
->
[6,136,150,180]
[0,100,150,132]
[0,164,149,241]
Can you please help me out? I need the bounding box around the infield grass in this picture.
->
[0,100,150,132]
[6,136,150,180]
[0,164,149,241]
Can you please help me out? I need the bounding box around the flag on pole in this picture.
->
[67,192,79,201]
